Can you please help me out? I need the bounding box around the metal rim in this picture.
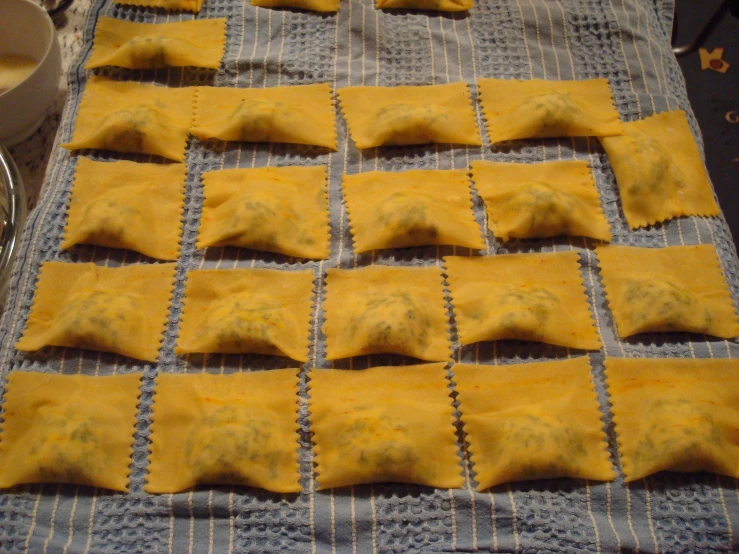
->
[0,144,27,303]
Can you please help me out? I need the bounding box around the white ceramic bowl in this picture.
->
[0,0,62,146]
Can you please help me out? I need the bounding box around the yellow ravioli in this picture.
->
[470,160,611,242]
[62,158,186,260]
[454,358,615,489]
[198,165,330,259]
[113,0,203,11]
[444,252,601,350]
[146,369,301,493]
[193,84,337,150]
[87,17,227,70]
[338,82,482,149]
[323,265,451,361]
[16,262,176,362]
[310,364,463,489]
[478,78,623,143]
[0,372,141,491]
[605,357,739,481]
[599,110,719,229]
[62,77,195,162]
[251,0,339,12]
[343,169,484,252]
[176,268,315,361]
[376,0,472,11]
[596,245,739,338]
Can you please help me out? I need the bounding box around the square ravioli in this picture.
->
[175,268,315,361]
[193,84,337,150]
[251,0,339,11]
[0,372,141,491]
[343,169,484,252]
[605,357,739,481]
[338,82,482,149]
[87,17,227,70]
[198,165,330,259]
[478,78,623,143]
[309,363,463,489]
[62,77,195,162]
[146,369,300,493]
[16,262,176,362]
[376,0,472,11]
[444,252,601,350]
[114,0,203,11]
[470,160,611,242]
[323,265,451,361]
[599,110,720,229]
[62,158,186,260]
[595,245,739,338]
[454,358,615,489]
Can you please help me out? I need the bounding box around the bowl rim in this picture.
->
[0,0,57,100]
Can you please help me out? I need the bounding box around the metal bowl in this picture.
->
[0,144,27,310]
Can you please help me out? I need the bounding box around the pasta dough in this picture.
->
[596,245,739,338]
[0,372,142,491]
[470,160,611,242]
[310,364,463,489]
[146,369,301,493]
[376,0,472,11]
[323,265,451,361]
[605,357,739,481]
[338,82,482,149]
[454,358,615,489]
[16,262,176,362]
[444,252,601,350]
[599,110,719,229]
[193,84,337,149]
[478,78,623,143]
[251,0,339,12]
[62,158,186,260]
[198,165,330,259]
[342,169,485,252]
[113,0,204,12]
[62,77,195,162]
[175,268,315,361]
[86,17,227,70]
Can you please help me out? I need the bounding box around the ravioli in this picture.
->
[605,357,739,481]
[62,77,195,162]
[62,158,186,260]
[198,165,330,259]
[599,110,719,229]
[323,265,451,361]
[596,245,739,338]
[477,78,623,143]
[16,262,176,362]
[146,369,300,493]
[444,252,601,350]
[251,0,339,11]
[175,268,315,361]
[113,0,203,11]
[193,84,337,150]
[343,169,485,252]
[0,372,142,491]
[87,17,227,70]
[376,0,472,11]
[470,160,611,242]
[454,358,614,489]
[338,82,482,149]
[310,364,463,489]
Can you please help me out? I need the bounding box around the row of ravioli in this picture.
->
[2,357,738,493]
[110,0,472,13]
[63,75,719,232]
[15,246,739,363]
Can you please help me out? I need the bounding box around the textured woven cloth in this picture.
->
[1,0,739,552]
